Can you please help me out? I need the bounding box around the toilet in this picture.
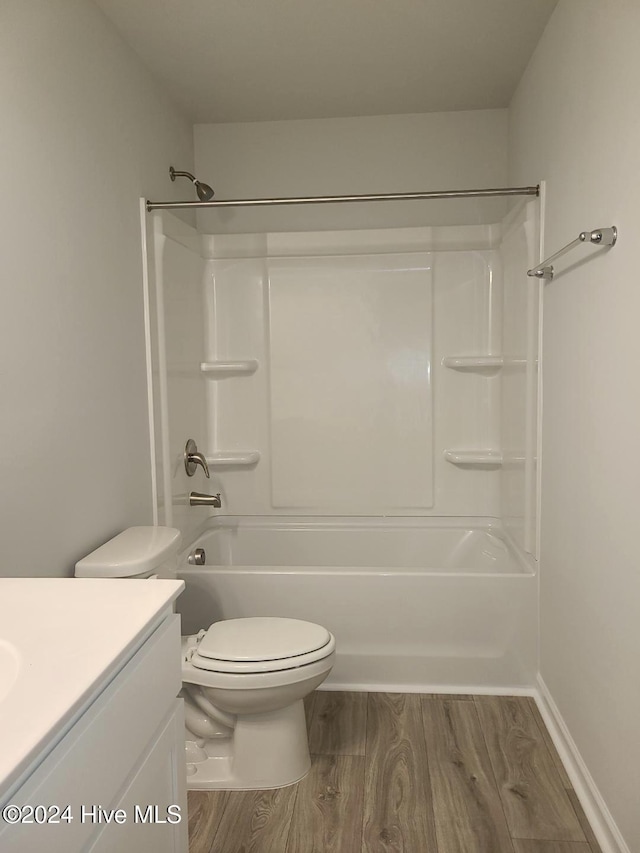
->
[75,526,335,790]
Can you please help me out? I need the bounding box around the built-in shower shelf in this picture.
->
[206,451,261,467]
[442,356,504,373]
[444,450,503,467]
[200,360,259,377]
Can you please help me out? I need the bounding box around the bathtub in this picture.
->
[177,517,537,692]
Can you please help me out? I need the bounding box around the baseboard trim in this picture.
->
[321,682,537,696]
[534,676,630,853]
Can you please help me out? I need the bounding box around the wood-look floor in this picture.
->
[188,692,601,853]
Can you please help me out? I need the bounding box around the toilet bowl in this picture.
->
[74,527,335,790]
[181,617,335,789]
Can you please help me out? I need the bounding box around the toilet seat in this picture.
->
[185,617,335,674]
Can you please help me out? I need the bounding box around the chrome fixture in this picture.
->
[147,184,539,212]
[189,492,222,508]
[169,166,215,202]
[188,548,206,566]
[528,226,618,281]
[184,439,210,478]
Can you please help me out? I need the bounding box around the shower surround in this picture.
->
[144,201,541,691]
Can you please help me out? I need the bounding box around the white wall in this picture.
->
[510,2,640,848]
[0,0,193,576]
[194,110,509,233]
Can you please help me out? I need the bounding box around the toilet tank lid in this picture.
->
[75,526,182,578]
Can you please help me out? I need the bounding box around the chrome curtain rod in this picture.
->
[527,226,617,281]
[146,185,539,212]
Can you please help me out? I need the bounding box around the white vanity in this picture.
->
[0,578,187,853]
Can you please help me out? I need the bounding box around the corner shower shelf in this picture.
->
[200,360,259,377]
[442,356,504,374]
[206,451,260,467]
[444,450,503,468]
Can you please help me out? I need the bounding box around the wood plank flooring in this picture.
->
[363,693,438,852]
[188,693,602,853]
[422,698,513,852]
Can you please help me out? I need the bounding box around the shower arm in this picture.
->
[170,166,197,183]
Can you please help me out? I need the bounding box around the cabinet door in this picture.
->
[88,702,187,853]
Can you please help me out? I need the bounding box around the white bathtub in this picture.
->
[178,517,537,692]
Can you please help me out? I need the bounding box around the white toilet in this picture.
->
[75,526,335,790]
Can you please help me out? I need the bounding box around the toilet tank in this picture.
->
[75,526,182,579]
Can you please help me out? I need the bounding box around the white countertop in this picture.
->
[0,577,184,800]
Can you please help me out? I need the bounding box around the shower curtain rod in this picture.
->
[146,185,539,212]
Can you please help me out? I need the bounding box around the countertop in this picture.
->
[0,577,184,800]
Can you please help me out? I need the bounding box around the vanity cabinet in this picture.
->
[0,612,187,853]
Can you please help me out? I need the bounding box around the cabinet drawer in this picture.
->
[0,614,182,853]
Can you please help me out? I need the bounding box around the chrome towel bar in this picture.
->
[528,226,617,281]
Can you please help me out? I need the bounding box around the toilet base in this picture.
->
[185,699,311,790]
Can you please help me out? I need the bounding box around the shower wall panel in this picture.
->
[147,213,210,543]
[203,225,503,518]
[268,254,433,510]
[499,201,541,557]
[146,211,540,548]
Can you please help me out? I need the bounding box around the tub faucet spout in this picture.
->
[189,491,222,508]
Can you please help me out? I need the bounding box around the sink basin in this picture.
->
[0,640,21,704]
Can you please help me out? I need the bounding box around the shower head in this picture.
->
[194,180,215,202]
[169,166,215,202]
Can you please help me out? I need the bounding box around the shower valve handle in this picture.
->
[184,439,210,478]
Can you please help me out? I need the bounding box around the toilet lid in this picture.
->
[188,617,334,674]
[198,617,330,661]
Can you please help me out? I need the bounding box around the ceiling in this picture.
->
[95,0,558,124]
